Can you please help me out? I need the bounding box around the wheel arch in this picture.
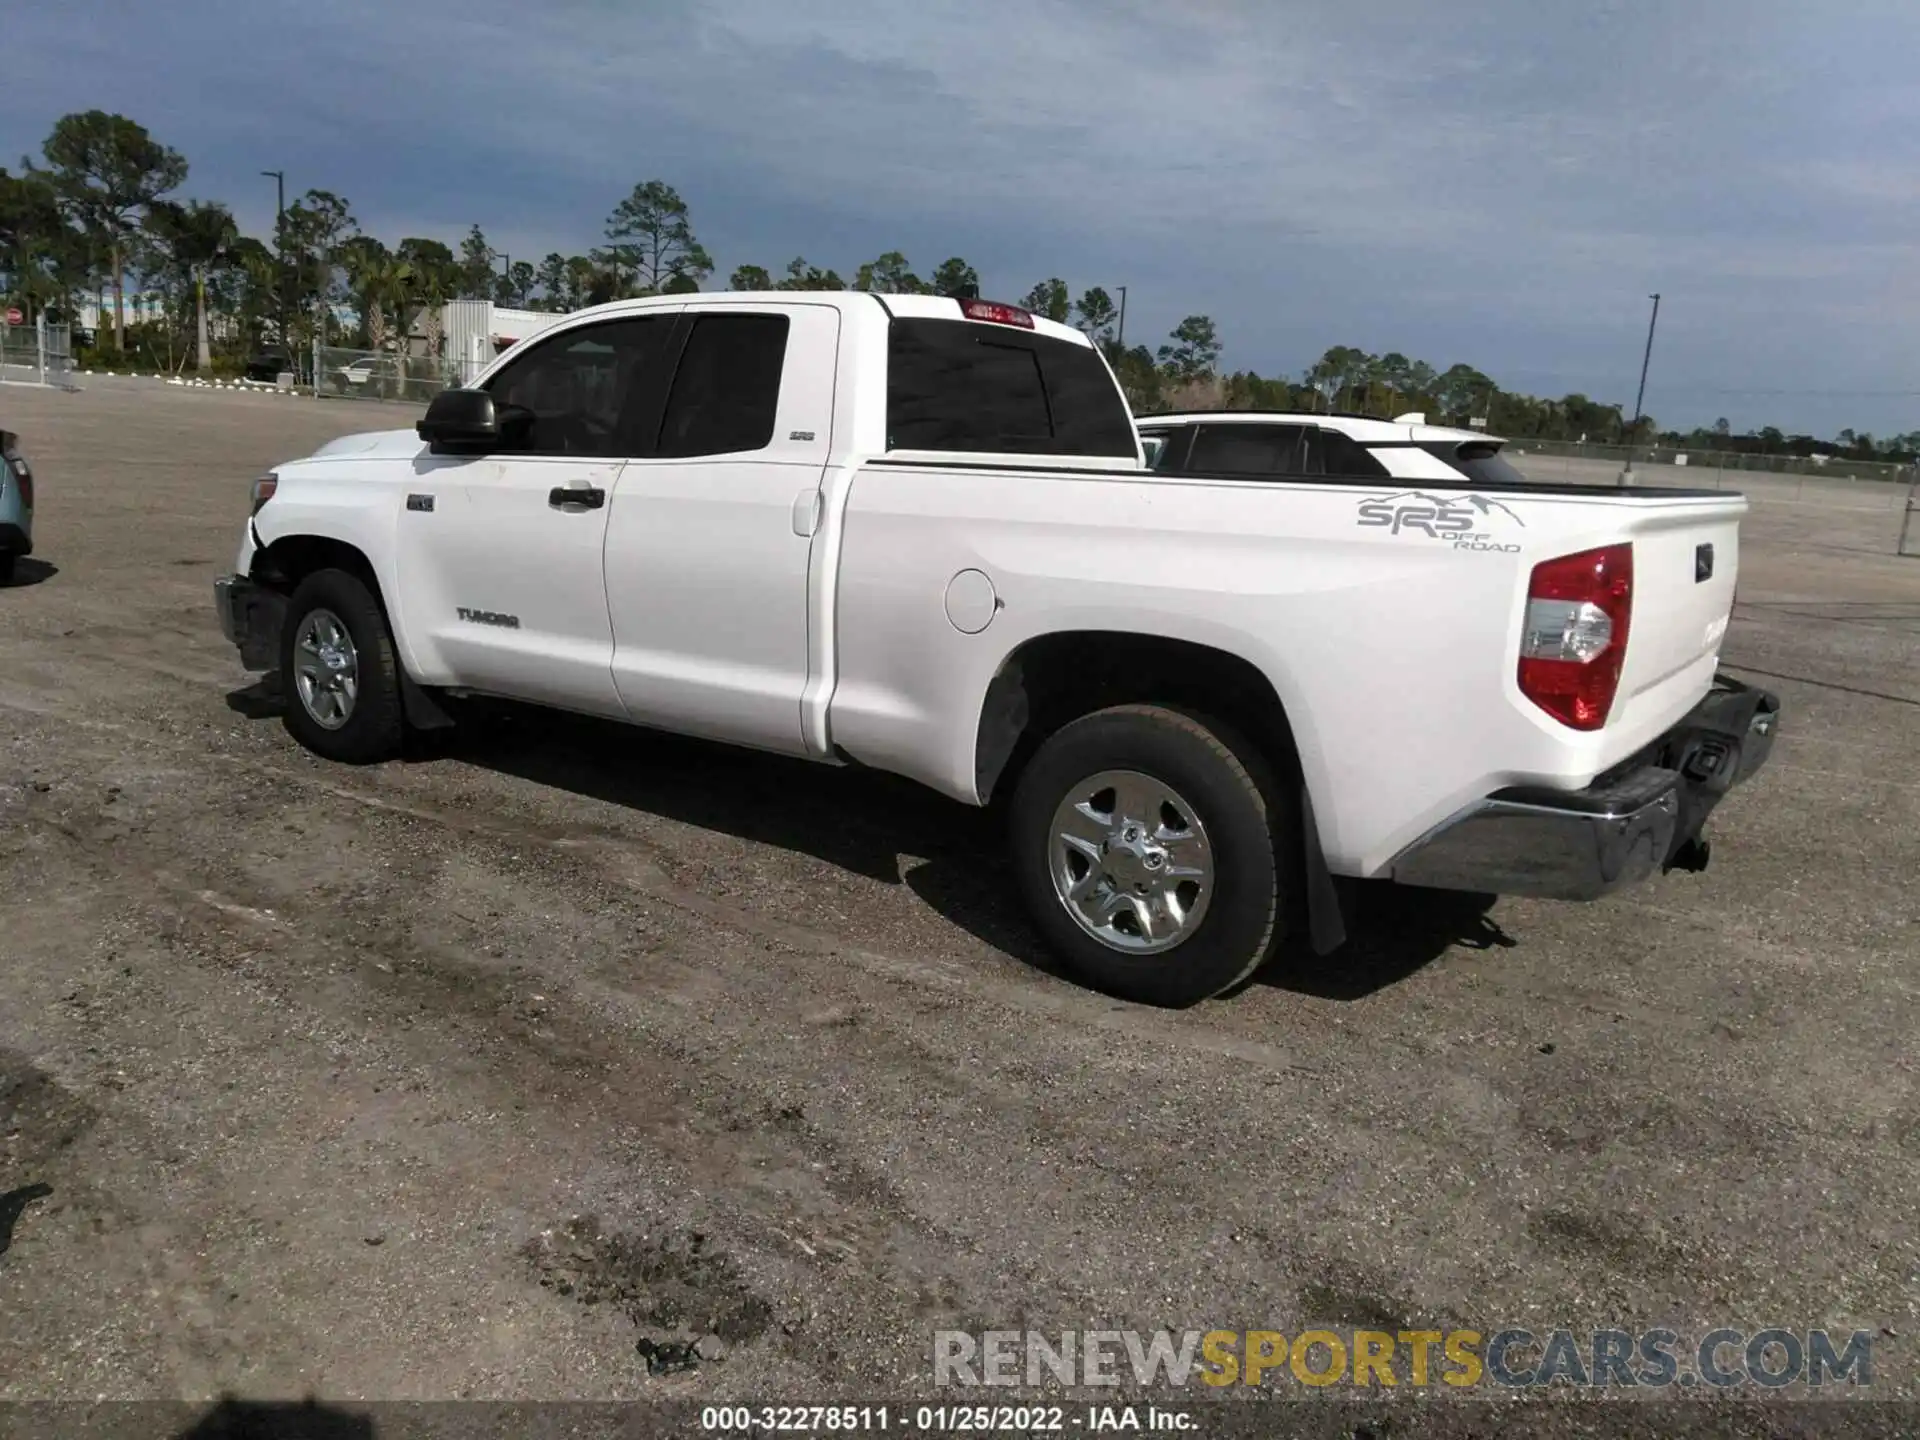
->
[250,532,381,595]
[973,629,1347,954]
[248,531,452,732]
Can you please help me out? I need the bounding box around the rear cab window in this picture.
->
[885,317,1137,459]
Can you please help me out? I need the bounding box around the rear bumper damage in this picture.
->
[1388,673,1780,901]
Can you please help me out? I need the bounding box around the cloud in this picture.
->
[3,0,1918,433]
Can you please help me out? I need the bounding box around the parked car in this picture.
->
[331,356,402,390]
[213,291,1779,1006]
[0,428,34,584]
[244,352,291,382]
[1136,407,1538,488]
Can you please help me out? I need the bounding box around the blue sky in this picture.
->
[8,0,1919,437]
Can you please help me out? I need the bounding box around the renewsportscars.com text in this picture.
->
[933,1327,1874,1390]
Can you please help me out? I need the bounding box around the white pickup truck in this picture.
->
[215,291,1779,1006]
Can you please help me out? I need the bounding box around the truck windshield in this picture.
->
[1418,441,1530,488]
[885,318,1137,458]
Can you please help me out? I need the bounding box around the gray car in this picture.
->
[0,429,31,584]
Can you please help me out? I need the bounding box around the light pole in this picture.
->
[1621,292,1661,486]
[1116,285,1128,350]
[261,169,286,361]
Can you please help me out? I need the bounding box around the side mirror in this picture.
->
[417,389,500,453]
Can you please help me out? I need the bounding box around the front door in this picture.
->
[604,303,839,755]
[400,310,682,714]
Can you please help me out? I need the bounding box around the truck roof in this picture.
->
[532,290,1097,350]
[876,292,1094,348]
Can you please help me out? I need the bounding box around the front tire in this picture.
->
[0,553,15,585]
[1009,704,1295,1007]
[279,567,406,764]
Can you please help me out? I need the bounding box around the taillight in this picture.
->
[1518,543,1633,730]
[957,298,1035,328]
[7,456,30,511]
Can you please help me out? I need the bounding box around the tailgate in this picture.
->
[1607,499,1744,747]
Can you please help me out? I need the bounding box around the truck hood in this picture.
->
[305,427,427,462]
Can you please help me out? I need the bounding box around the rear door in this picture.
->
[400,310,681,713]
[603,303,840,755]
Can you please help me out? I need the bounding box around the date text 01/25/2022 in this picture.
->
[699,1404,1195,1431]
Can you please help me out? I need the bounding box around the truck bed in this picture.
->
[835,454,1747,876]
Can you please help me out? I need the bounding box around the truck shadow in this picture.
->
[227,689,1512,1000]
[171,1397,376,1438]
[906,864,1512,1001]
[426,698,977,886]
[1249,880,1514,1000]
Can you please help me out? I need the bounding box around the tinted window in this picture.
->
[1303,428,1391,478]
[1032,335,1140,458]
[1186,424,1309,475]
[1418,441,1529,488]
[657,312,790,457]
[886,318,1136,458]
[484,316,673,456]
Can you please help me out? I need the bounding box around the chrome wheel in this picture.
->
[1048,769,1215,954]
[292,607,360,730]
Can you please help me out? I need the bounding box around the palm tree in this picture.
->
[343,240,409,355]
[224,235,278,357]
[564,254,599,308]
[394,239,456,389]
[145,199,236,372]
[413,264,452,380]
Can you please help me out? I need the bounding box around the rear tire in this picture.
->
[0,554,15,585]
[279,567,406,764]
[1009,704,1295,1007]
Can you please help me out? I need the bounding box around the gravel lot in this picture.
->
[1,379,1916,1431]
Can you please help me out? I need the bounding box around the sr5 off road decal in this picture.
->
[1357,491,1525,552]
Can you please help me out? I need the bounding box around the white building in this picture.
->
[408,300,566,381]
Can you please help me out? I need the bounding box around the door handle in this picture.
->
[549,485,605,510]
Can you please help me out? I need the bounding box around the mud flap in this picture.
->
[400,672,456,731]
[1299,784,1347,955]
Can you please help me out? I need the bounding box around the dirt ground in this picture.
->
[1,378,1916,1428]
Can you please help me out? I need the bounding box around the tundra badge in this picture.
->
[457,607,520,629]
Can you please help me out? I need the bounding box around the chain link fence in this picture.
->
[1506,441,1916,504]
[1503,438,1919,556]
[315,346,463,404]
[0,321,78,389]
[1512,437,1909,486]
